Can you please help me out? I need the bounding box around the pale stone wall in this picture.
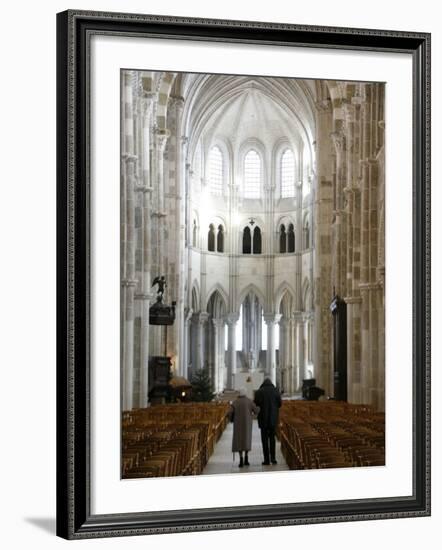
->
[314,81,385,411]
[120,71,385,411]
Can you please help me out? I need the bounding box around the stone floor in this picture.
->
[203,420,290,475]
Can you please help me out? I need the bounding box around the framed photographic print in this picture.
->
[56,10,431,539]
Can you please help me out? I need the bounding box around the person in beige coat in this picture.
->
[229,388,260,467]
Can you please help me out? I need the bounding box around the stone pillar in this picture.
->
[359,283,383,407]
[134,93,155,408]
[226,313,239,389]
[153,128,170,277]
[304,320,310,378]
[212,318,225,393]
[194,312,209,371]
[288,317,296,393]
[177,134,189,376]
[280,318,290,392]
[182,308,193,379]
[264,314,281,385]
[121,71,138,411]
[313,98,334,396]
[345,296,362,404]
[296,317,305,387]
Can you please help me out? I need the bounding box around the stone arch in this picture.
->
[205,285,229,316]
[207,289,227,319]
[279,290,294,318]
[275,282,296,313]
[237,283,266,312]
[191,281,200,312]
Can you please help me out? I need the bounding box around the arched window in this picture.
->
[253,226,262,254]
[208,224,215,251]
[244,150,261,199]
[281,149,295,198]
[217,225,224,253]
[288,223,295,253]
[243,223,262,254]
[279,224,287,253]
[242,226,252,254]
[208,146,223,195]
[192,220,197,247]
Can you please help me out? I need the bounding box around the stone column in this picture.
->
[345,296,362,404]
[296,317,305,386]
[313,98,334,396]
[168,97,186,377]
[226,313,239,390]
[134,92,155,408]
[121,71,138,411]
[177,133,189,377]
[153,128,170,277]
[212,318,225,393]
[264,314,281,385]
[288,317,296,393]
[182,308,193,379]
[304,320,310,378]
[280,318,290,392]
[194,312,209,371]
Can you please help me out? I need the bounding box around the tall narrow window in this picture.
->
[253,226,262,254]
[281,149,295,198]
[288,223,295,252]
[217,225,224,253]
[208,224,215,251]
[244,150,261,199]
[208,146,223,195]
[279,224,287,253]
[243,226,252,254]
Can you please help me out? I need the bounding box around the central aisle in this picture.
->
[203,419,289,475]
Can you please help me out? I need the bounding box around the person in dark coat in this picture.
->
[254,378,282,465]
[229,388,260,467]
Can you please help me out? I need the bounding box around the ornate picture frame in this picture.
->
[56,10,430,539]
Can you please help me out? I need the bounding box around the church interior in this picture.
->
[121,70,386,477]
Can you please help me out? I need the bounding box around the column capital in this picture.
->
[263,313,282,325]
[134,292,154,301]
[315,99,332,112]
[359,157,378,167]
[344,295,363,304]
[291,311,308,322]
[330,130,345,153]
[169,95,185,111]
[122,153,138,163]
[199,312,210,324]
[212,318,225,329]
[225,313,240,326]
[121,278,138,288]
[359,282,383,292]
[140,92,156,115]
[154,128,170,151]
[135,184,154,194]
